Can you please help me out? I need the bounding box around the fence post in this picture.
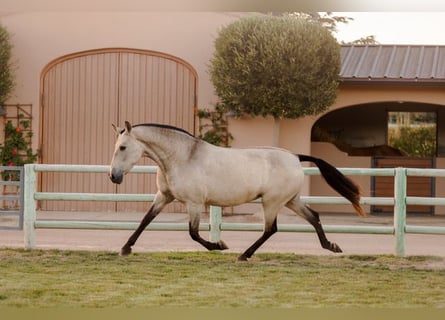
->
[209,206,222,243]
[18,167,25,230]
[23,164,37,249]
[394,167,407,257]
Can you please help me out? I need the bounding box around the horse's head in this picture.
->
[109,121,144,184]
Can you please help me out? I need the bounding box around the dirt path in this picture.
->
[1,212,445,256]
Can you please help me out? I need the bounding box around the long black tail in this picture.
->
[298,154,365,217]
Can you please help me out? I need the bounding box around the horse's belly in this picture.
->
[205,174,300,207]
[167,179,257,207]
[173,189,256,207]
[206,191,260,207]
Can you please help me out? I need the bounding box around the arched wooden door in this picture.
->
[40,48,197,211]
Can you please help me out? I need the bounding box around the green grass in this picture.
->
[0,249,444,308]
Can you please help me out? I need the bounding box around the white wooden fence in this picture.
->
[23,164,445,256]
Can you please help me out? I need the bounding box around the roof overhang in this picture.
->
[340,45,445,86]
[340,78,445,87]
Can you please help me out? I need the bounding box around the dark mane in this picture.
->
[133,123,195,137]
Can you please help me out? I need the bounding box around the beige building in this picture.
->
[1,11,243,211]
[2,9,445,215]
[230,45,445,215]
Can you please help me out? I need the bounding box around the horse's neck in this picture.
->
[133,127,197,171]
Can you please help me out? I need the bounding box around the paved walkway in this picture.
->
[1,211,445,256]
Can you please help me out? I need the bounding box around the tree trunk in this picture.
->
[272,117,280,146]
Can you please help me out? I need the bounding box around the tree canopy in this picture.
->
[209,15,341,119]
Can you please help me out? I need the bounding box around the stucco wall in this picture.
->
[329,85,445,111]
[1,11,244,150]
[228,85,445,152]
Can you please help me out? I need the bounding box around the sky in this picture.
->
[334,12,445,45]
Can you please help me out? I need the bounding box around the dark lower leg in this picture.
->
[121,206,160,256]
[238,218,277,261]
[189,223,228,251]
[304,206,342,253]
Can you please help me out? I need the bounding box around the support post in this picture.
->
[394,167,407,257]
[209,206,222,243]
[24,164,37,249]
[18,166,25,230]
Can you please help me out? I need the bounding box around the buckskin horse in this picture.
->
[109,121,364,261]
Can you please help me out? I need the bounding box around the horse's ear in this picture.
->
[112,124,125,135]
[125,121,132,133]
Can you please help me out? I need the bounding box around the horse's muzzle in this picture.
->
[109,170,124,184]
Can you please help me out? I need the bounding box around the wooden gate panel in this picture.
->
[116,53,196,212]
[115,53,158,212]
[41,53,120,211]
[373,157,434,214]
[40,49,197,212]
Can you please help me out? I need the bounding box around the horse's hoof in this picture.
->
[237,255,249,262]
[330,243,343,253]
[120,246,132,256]
[217,240,229,250]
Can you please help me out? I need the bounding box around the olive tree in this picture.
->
[209,15,340,121]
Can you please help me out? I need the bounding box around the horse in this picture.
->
[109,121,365,261]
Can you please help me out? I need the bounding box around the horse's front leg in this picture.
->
[121,191,174,256]
[237,202,279,261]
[187,203,228,251]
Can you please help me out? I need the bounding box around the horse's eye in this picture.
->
[119,146,126,151]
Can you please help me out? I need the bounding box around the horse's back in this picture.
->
[187,145,304,206]
[220,145,301,170]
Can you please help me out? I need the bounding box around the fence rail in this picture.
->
[23,164,445,257]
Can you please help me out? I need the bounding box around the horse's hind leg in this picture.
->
[121,191,174,256]
[188,203,228,251]
[286,199,342,253]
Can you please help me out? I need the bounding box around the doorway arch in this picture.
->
[311,101,443,214]
[40,48,198,211]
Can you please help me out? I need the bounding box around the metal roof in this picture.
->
[340,45,445,85]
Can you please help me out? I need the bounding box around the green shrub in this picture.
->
[0,116,38,180]
[209,15,340,119]
[197,103,233,146]
[389,126,436,157]
[0,23,14,105]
